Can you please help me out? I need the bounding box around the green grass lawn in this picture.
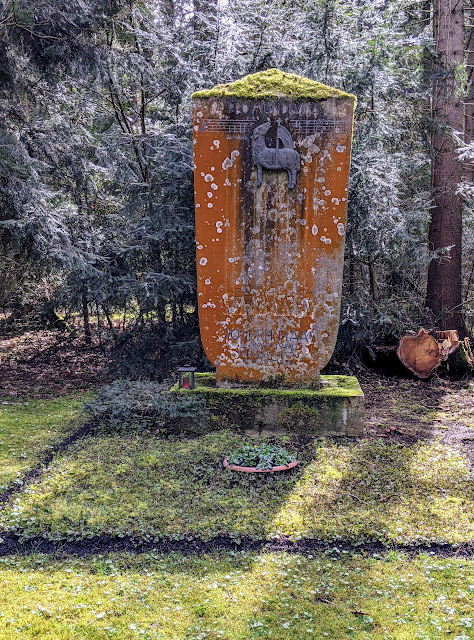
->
[0,395,90,494]
[1,391,474,639]
[0,551,472,639]
[2,430,473,545]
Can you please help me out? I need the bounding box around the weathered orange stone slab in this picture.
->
[192,70,355,386]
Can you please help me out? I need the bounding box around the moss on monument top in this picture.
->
[192,68,356,102]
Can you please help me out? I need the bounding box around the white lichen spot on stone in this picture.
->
[337,223,345,236]
[336,144,346,153]
[213,140,220,148]
[207,203,213,208]
[195,203,201,208]
[197,111,203,118]
[337,166,342,172]
[207,192,213,198]
[204,174,213,182]
[332,198,340,205]
[222,150,240,170]
[211,183,218,190]
[217,228,223,234]
[200,257,208,266]
[211,166,215,171]
[324,190,331,196]
[312,225,318,236]
[205,278,211,285]
[224,178,231,186]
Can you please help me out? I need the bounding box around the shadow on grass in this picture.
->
[0,431,305,544]
[3,380,474,549]
[269,379,474,545]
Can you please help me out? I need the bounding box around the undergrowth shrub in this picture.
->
[84,380,207,433]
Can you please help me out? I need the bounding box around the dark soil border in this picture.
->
[0,421,94,506]
[0,534,473,559]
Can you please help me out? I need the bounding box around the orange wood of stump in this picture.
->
[397,328,442,379]
[397,328,462,378]
[193,94,354,385]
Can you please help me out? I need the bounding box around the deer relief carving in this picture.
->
[252,120,301,189]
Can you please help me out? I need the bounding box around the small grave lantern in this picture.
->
[178,365,197,390]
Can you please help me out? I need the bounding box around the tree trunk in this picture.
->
[426,0,466,337]
[348,242,356,296]
[465,0,474,181]
[368,253,379,305]
[82,289,92,344]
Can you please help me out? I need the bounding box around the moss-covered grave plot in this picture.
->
[171,374,364,436]
[192,68,356,103]
[2,430,474,546]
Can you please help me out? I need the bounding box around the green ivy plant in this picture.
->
[226,443,296,470]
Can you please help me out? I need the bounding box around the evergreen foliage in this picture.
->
[83,379,207,431]
[0,0,471,374]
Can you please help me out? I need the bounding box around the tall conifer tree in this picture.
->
[426,0,466,335]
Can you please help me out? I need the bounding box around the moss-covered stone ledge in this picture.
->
[192,68,356,104]
[171,373,364,437]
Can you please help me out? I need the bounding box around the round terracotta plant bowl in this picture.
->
[223,459,299,473]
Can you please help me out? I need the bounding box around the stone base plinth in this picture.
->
[171,373,364,436]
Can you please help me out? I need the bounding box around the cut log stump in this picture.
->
[397,328,461,379]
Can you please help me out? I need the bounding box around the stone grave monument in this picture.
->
[183,69,363,435]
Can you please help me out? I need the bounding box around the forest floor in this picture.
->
[0,328,111,396]
[0,327,474,639]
